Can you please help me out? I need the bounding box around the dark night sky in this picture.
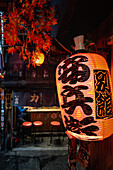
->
[56,0,113,51]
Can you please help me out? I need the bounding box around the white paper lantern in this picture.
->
[56,52,113,141]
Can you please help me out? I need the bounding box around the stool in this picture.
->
[22,121,32,144]
[33,121,43,143]
[50,121,61,143]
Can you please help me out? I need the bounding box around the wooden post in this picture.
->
[90,134,113,169]
[67,133,113,169]
[5,91,13,150]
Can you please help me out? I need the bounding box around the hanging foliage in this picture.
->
[2,0,57,66]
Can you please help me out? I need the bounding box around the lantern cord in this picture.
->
[54,38,72,54]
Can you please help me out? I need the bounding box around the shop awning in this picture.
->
[13,88,59,107]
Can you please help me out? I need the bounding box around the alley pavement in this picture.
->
[0,136,83,170]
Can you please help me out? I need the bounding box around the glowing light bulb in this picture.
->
[35,52,45,66]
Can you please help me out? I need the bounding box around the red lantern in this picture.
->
[56,51,113,141]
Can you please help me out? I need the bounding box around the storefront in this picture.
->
[0,86,65,150]
[13,88,63,133]
[0,50,66,150]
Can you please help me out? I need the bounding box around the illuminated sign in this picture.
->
[56,53,113,141]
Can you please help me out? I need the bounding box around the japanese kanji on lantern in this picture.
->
[56,46,113,141]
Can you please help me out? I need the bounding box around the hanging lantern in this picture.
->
[35,52,45,66]
[56,51,113,141]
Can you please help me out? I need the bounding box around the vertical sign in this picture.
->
[76,141,90,169]
[1,88,5,150]
[6,93,12,109]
